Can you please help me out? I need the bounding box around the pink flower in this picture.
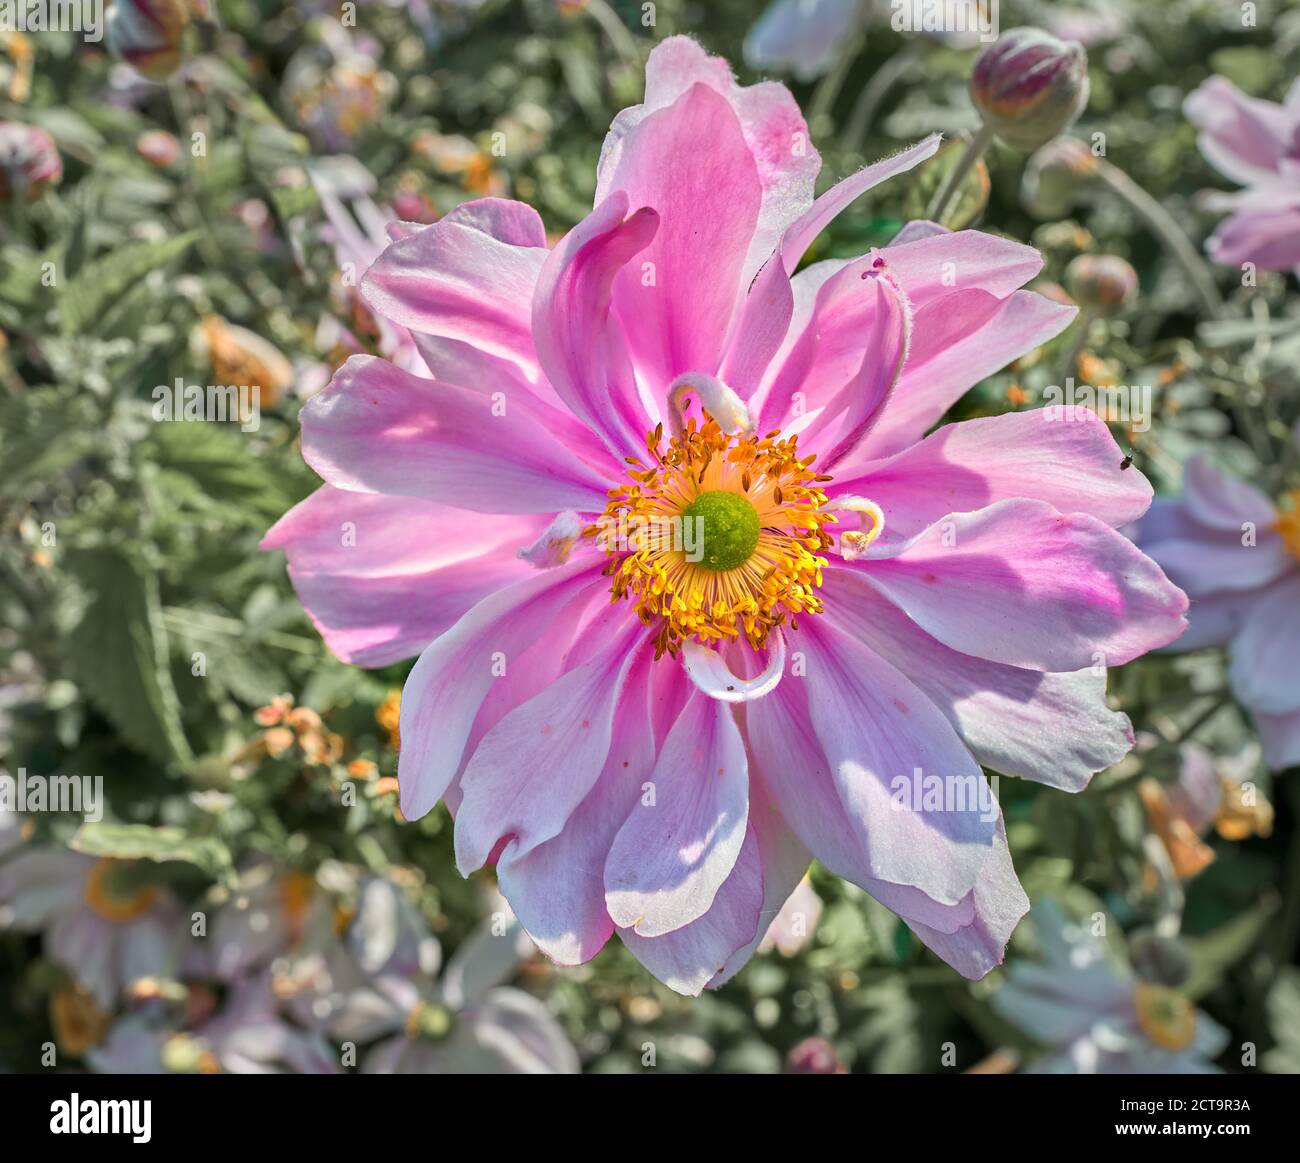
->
[265,37,1187,995]
[106,0,203,82]
[1184,76,1300,274]
[0,121,61,201]
[1134,454,1300,770]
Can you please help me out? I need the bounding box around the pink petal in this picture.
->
[898,820,1029,981]
[863,499,1189,671]
[603,82,763,393]
[618,824,764,996]
[262,487,541,666]
[758,259,912,467]
[605,691,749,937]
[454,614,652,872]
[360,198,548,368]
[721,136,940,397]
[300,355,616,514]
[495,655,657,966]
[397,560,606,821]
[743,0,863,81]
[531,192,659,461]
[1256,707,1300,771]
[1208,201,1300,271]
[879,227,1047,310]
[822,567,1133,790]
[1182,453,1278,531]
[708,777,811,987]
[831,408,1154,547]
[599,35,821,287]
[795,619,996,905]
[857,290,1077,461]
[1185,76,1291,187]
[1228,573,1300,715]
[745,681,976,933]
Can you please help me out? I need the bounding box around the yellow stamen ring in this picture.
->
[83,859,158,925]
[1133,982,1197,1052]
[589,413,835,656]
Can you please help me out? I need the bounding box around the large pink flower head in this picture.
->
[265,38,1188,994]
[1134,455,1300,771]
[1184,76,1300,275]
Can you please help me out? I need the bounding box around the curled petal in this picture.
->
[682,630,785,703]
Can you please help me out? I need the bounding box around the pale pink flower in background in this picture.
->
[744,0,870,81]
[743,0,988,80]
[87,974,341,1074]
[1184,76,1300,275]
[992,900,1227,1074]
[298,157,427,399]
[1133,454,1300,770]
[265,37,1187,994]
[283,878,577,1073]
[0,850,179,1008]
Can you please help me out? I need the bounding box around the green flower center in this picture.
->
[681,490,761,572]
[405,1001,453,1042]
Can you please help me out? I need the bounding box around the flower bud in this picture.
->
[970,28,1090,151]
[786,1037,847,1074]
[1064,254,1138,317]
[1129,930,1193,989]
[136,129,181,168]
[0,121,61,201]
[1021,136,1095,219]
[107,0,202,82]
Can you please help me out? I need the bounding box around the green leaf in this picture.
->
[145,420,299,520]
[60,232,199,336]
[1183,896,1277,1000]
[64,547,194,768]
[71,822,232,881]
[1263,968,1300,1074]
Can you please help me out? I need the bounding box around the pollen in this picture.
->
[1133,982,1197,1052]
[1274,491,1300,561]
[83,858,159,924]
[589,414,835,656]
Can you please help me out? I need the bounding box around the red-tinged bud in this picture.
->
[970,28,1090,150]
[0,121,61,201]
[136,129,181,168]
[786,1037,848,1074]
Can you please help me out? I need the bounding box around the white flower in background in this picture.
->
[991,900,1227,1073]
[281,876,579,1073]
[0,850,180,1008]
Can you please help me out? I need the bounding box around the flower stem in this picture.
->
[808,32,867,129]
[926,120,995,224]
[584,0,640,70]
[1092,159,1225,319]
[843,40,923,153]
